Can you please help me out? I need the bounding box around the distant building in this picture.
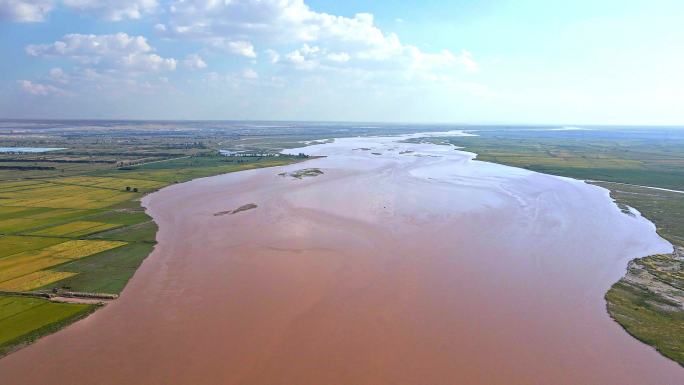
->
[219,150,282,157]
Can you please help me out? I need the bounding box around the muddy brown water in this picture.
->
[1,133,682,384]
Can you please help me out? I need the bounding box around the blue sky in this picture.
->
[1,0,683,124]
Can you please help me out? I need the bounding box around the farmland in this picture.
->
[0,120,328,356]
[426,127,684,191]
[0,296,95,355]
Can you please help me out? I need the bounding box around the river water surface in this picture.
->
[1,132,682,384]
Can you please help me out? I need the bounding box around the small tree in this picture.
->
[126,186,131,191]
[133,187,139,192]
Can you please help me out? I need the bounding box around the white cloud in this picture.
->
[457,50,479,72]
[285,45,319,70]
[21,33,180,99]
[225,40,257,58]
[265,49,280,64]
[26,33,177,72]
[48,67,69,84]
[326,52,350,63]
[62,0,158,21]
[183,53,207,69]
[10,0,484,115]
[163,0,476,76]
[0,0,54,22]
[242,68,258,79]
[202,69,263,89]
[281,45,352,70]
[200,39,257,58]
[18,79,64,95]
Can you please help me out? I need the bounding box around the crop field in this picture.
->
[29,221,122,237]
[0,183,132,209]
[433,127,684,191]
[0,296,94,355]
[38,243,156,293]
[55,176,167,191]
[84,210,150,226]
[0,207,100,234]
[0,236,64,258]
[0,240,126,284]
[0,271,77,291]
[89,221,158,243]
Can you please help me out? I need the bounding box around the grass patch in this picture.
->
[88,221,158,243]
[0,296,96,357]
[37,243,155,294]
[606,280,684,364]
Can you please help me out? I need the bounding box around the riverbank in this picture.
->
[594,182,684,365]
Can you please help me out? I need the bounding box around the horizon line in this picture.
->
[1,118,683,128]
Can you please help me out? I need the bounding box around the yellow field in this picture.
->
[0,183,130,209]
[29,221,121,237]
[0,180,46,192]
[0,236,65,258]
[0,207,29,216]
[0,208,99,234]
[1,176,133,294]
[0,219,41,234]
[40,240,126,260]
[26,209,82,220]
[55,177,166,190]
[0,270,76,291]
[0,240,126,284]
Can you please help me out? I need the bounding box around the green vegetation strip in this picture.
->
[596,183,684,365]
[0,296,97,356]
[605,267,684,364]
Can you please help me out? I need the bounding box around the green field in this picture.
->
[604,254,684,364]
[0,296,95,356]
[426,128,684,191]
[431,127,684,365]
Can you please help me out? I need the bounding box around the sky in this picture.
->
[0,0,683,124]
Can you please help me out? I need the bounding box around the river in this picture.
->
[1,132,681,384]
